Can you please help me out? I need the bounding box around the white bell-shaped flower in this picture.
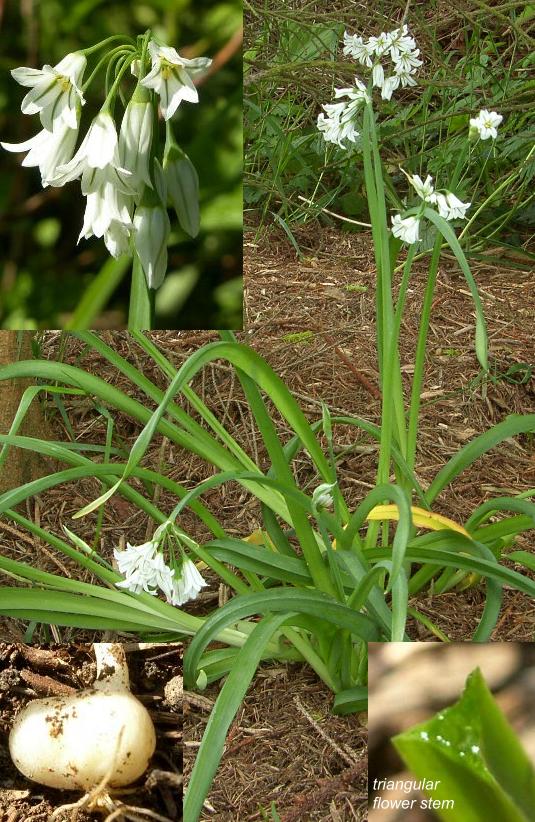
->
[1,115,79,187]
[52,111,125,187]
[11,52,86,130]
[168,558,207,606]
[140,40,211,120]
[391,214,421,244]
[435,192,471,221]
[114,540,160,595]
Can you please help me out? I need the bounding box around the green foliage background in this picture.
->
[0,0,243,329]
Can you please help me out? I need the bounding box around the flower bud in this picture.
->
[119,96,154,197]
[133,203,170,289]
[312,482,336,510]
[163,142,200,238]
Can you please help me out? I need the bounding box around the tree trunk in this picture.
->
[0,331,52,493]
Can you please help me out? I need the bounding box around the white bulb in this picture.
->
[9,644,156,790]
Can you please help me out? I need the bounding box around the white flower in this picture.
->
[52,112,136,251]
[372,63,385,89]
[317,108,359,149]
[333,77,369,103]
[317,79,368,149]
[140,41,211,121]
[368,32,394,57]
[393,67,418,88]
[11,52,86,130]
[435,191,471,220]
[114,541,160,594]
[150,550,177,600]
[78,176,133,246]
[389,26,417,60]
[168,558,207,606]
[392,49,422,74]
[469,109,503,140]
[391,214,421,244]
[103,220,132,258]
[1,116,78,187]
[119,99,154,197]
[343,33,374,66]
[380,75,400,100]
[410,174,435,202]
[133,203,171,288]
[52,112,121,182]
[164,143,200,237]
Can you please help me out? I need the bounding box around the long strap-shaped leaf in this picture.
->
[426,414,535,505]
[0,360,289,521]
[0,433,225,538]
[184,588,380,687]
[0,588,185,632]
[183,614,290,822]
[424,207,488,370]
[76,341,333,516]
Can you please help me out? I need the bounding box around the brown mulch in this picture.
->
[183,664,367,821]
[0,643,182,822]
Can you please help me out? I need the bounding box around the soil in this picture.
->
[0,642,182,822]
[183,664,367,821]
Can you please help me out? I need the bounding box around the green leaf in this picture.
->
[426,415,535,505]
[184,589,380,687]
[333,686,367,715]
[423,207,488,371]
[183,614,289,822]
[393,668,535,821]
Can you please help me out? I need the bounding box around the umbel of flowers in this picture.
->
[317,25,503,245]
[1,33,211,289]
[114,519,207,606]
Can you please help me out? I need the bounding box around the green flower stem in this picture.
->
[128,251,154,331]
[81,34,136,57]
[82,46,136,93]
[406,232,442,473]
[102,53,138,112]
[364,103,407,507]
[105,49,135,97]
[361,105,383,370]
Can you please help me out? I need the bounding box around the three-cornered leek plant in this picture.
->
[394,668,535,821]
[0,331,534,819]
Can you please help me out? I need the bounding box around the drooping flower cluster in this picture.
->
[343,25,422,100]
[1,33,211,289]
[317,81,369,148]
[317,25,422,149]
[114,520,207,606]
[391,173,471,244]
